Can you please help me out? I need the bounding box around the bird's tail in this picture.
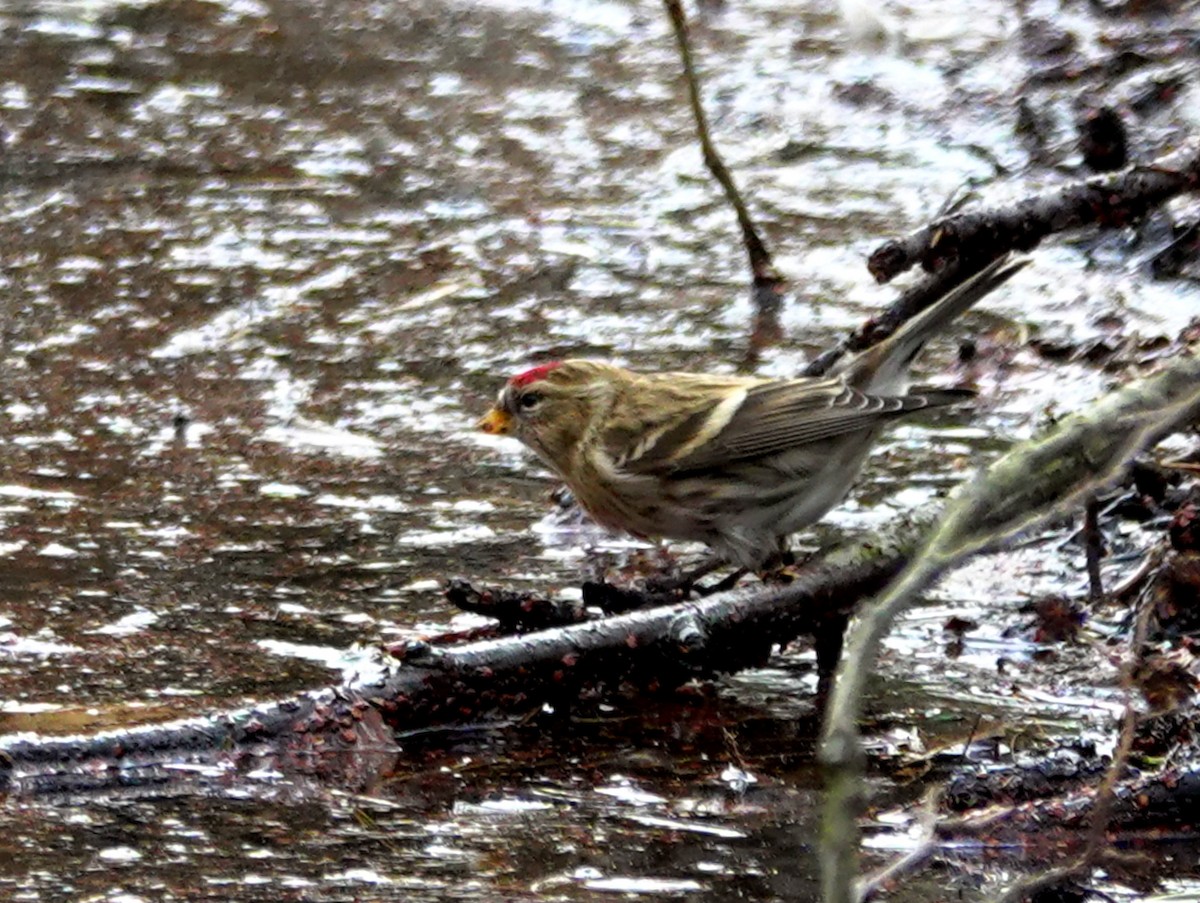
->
[846,256,1027,394]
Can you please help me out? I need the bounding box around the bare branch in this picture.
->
[867,139,1200,284]
[662,0,781,288]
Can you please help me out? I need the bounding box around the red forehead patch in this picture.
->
[509,362,561,388]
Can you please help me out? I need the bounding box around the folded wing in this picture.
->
[617,378,972,475]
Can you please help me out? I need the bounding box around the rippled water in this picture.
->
[1,0,1197,898]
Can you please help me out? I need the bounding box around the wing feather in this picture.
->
[620,377,971,475]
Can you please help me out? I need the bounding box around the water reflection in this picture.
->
[1,0,1197,898]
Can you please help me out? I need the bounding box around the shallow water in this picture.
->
[1,0,1198,899]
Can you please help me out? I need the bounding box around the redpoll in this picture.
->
[479,259,1023,568]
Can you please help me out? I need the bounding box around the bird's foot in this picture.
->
[751,549,801,582]
[690,567,747,596]
[644,556,738,596]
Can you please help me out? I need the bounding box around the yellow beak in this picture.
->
[477,407,513,435]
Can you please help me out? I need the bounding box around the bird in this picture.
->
[478,258,1024,569]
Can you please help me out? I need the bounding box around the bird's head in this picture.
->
[477,360,617,468]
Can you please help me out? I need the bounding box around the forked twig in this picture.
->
[854,788,942,902]
[991,577,1156,903]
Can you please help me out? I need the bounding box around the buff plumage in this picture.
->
[479,259,1024,568]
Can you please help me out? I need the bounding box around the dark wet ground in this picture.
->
[1,0,1199,899]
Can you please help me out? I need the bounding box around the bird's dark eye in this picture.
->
[517,392,542,411]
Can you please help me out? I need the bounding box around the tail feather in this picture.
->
[846,256,1027,394]
[905,385,976,409]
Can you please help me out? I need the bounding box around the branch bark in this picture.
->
[0,509,928,796]
[867,138,1200,284]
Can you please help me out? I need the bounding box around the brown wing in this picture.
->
[620,377,971,475]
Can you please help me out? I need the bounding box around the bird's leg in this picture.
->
[584,549,734,614]
[645,555,731,596]
[759,550,797,572]
[653,543,796,597]
[753,541,798,578]
[693,566,748,595]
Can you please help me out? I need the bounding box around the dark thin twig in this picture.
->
[1085,496,1106,602]
[1082,578,1155,860]
[662,0,781,287]
[959,713,983,760]
[661,0,785,363]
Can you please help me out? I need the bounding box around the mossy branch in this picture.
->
[817,352,1200,903]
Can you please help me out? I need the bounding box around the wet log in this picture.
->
[940,766,1200,843]
[445,579,589,630]
[0,509,930,796]
[866,137,1200,283]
